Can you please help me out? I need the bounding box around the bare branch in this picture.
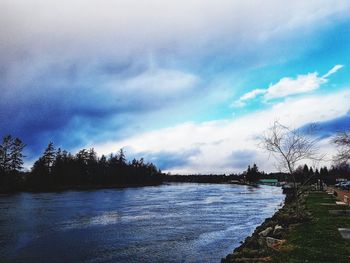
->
[332,131,350,163]
[260,121,323,175]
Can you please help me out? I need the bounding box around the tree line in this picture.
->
[1,125,350,193]
[0,136,163,192]
[242,162,350,185]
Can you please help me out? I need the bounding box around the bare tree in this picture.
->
[260,121,323,198]
[332,131,350,164]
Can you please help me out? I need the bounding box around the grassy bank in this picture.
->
[272,192,350,262]
[222,191,350,262]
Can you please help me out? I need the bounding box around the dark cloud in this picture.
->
[0,57,200,157]
[300,112,350,139]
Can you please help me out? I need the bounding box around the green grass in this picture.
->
[272,192,350,263]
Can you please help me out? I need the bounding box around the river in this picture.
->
[0,183,284,263]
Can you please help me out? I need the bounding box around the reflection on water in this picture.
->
[0,183,284,263]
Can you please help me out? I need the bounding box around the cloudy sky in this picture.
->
[1,0,350,173]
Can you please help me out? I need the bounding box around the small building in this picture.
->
[259,179,279,186]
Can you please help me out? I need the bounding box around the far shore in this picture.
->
[0,179,269,195]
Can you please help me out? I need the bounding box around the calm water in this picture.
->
[0,183,284,263]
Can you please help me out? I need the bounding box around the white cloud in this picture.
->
[265,64,344,100]
[264,72,324,100]
[322,64,344,78]
[240,89,267,100]
[2,1,350,62]
[233,64,344,106]
[232,89,267,107]
[121,69,199,94]
[94,89,350,174]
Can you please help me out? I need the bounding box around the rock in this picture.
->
[338,228,350,240]
[272,225,286,239]
[273,225,283,235]
[259,227,273,237]
[266,237,286,250]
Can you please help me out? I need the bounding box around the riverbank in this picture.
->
[0,178,256,194]
[221,189,309,262]
[0,182,164,194]
[222,191,350,262]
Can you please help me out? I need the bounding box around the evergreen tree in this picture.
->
[0,135,25,173]
[246,163,260,182]
[303,164,309,175]
[98,154,108,184]
[9,138,26,172]
[76,149,89,164]
[29,142,56,189]
[251,163,258,174]
[5,139,163,191]
[0,135,13,172]
[117,148,126,165]
[42,142,56,172]
[88,148,97,162]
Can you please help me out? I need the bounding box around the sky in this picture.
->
[1,0,350,173]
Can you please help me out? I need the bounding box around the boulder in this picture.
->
[259,227,273,237]
[272,225,286,239]
[273,225,283,234]
[266,237,286,250]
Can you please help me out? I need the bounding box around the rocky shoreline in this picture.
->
[221,191,311,262]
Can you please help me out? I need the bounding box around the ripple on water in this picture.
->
[0,183,284,263]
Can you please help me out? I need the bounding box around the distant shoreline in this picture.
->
[0,182,164,195]
[0,179,273,195]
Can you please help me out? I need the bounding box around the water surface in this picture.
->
[0,183,284,263]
